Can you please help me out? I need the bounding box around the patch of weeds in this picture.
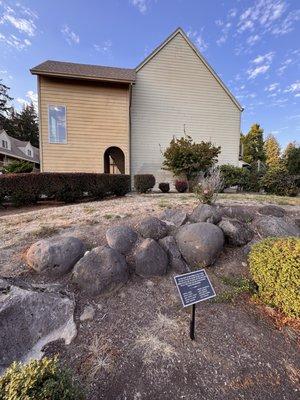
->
[31,225,59,238]
[158,200,171,208]
[84,205,97,214]
[82,335,118,379]
[134,313,181,365]
[103,214,121,220]
[212,275,258,304]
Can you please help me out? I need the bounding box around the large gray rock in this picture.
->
[26,236,85,277]
[106,225,137,254]
[189,204,221,224]
[254,216,300,238]
[218,205,256,222]
[218,218,254,246]
[73,246,129,296]
[159,236,190,273]
[160,208,188,227]
[176,222,224,267]
[259,205,286,218]
[134,239,168,277]
[0,280,76,373]
[137,217,168,240]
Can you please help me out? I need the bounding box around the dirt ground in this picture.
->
[0,193,300,399]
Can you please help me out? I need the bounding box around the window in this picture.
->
[27,149,32,157]
[48,105,67,143]
[2,140,8,149]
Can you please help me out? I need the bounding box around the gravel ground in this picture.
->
[0,193,299,399]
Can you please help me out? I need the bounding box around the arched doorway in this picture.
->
[104,146,125,174]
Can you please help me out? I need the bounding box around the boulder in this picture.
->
[136,217,168,240]
[0,280,76,373]
[259,205,286,218]
[218,218,254,246]
[176,222,224,268]
[106,225,138,254]
[218,205,256,222]
[73,246,129,296]
[134,238,168,277]
[26,236,85,277]
[159,236,190,273]
[243,239,260,256]
[254,216,300,238]
[189,204,221,224]
[160,208,188,227]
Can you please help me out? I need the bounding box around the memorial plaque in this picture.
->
[174,269,216,307]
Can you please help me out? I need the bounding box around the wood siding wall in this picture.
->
[131,32,241,184]
[39,77,130,173]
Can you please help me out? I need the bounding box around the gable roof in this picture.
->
[30,60,136,84]
[0,130,40,163]
[136,28,243,112]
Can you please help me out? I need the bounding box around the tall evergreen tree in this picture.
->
[241,124,266,164]
[14,103,39,147]
[0,80,13,128]
[283,141,300,175]
[264,134,281,168]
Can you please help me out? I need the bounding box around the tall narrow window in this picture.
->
[48,105,67,143]
[2,140,8,149]
[27,149,32,157]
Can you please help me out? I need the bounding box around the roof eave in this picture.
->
[30,69,135,84]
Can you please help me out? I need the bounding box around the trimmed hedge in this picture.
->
[220,164,250,191]
[0,172,131,206]
[134,174,155,193]
[175,180,188,193]
[158,182,170,193]
[249,237,300,318]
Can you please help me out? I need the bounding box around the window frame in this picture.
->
[2,140,8,149]
[27,149,32,157]
[48,104,67,144]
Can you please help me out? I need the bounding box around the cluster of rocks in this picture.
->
[25,203,300,297]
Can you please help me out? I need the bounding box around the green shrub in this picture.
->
[220,164,250,190]
[162,135,220,181]
[158,182,170,193]
[175,180,188,193]
[260,165,298,196]
[0,356,84,400]
[134,174,155,193]
[249,237,300,318]
[0,173,131,207]
[3,160,34,174]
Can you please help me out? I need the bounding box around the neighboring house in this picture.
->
[0,129,40,169]
[31,28,243,182]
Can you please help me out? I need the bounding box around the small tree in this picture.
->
[283,141,300,175]
[241,124,266,164]
[264,134,281,168]
[162,135,221,186]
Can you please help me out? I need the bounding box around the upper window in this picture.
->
[48,105,67,143]
[27,149,32,157]
[2,140,8,149]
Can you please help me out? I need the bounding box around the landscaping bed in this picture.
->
[0,193,299,399]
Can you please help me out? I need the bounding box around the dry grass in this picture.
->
[83,335,117,378]
[135,313,181,365]
[218,193,300,206]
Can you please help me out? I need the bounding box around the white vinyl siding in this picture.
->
[131,32,241,184]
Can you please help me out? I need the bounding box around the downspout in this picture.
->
[37,76,43,172]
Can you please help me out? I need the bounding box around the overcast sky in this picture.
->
[0,0,299,148]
